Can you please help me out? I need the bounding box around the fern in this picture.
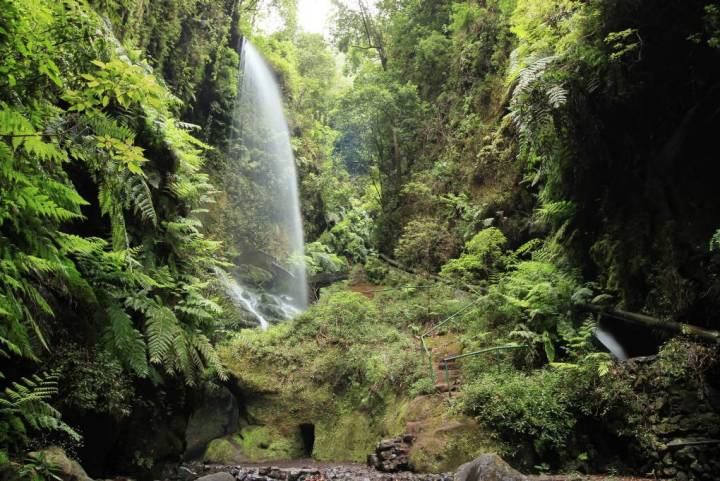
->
[144,303,178,365]
[0,372,81,447]
[104,303,149,377]
[710,229,720,251]
[124,172,157,225]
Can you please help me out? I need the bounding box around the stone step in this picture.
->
[434,382,460,393]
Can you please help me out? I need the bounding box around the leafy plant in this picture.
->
[0,372,80,450]
[440,227,509,284]
[394,216,458,273]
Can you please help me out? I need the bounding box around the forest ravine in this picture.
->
[1,2,719,481]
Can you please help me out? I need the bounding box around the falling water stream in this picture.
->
[593,326,629,360]
[217,40,308,330]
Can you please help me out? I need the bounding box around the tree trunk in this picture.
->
[580,303,720,344]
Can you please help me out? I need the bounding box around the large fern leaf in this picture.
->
[145,304,178,364]
[104,303,149,377]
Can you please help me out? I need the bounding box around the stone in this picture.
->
[268,469,288,480]
[455,454,526,481]
[203,438,246,464]
[368,434,413,472]
[196,473,236,481]
[178,466,199,481]
[29,447,92,481]
[185,386,239,459]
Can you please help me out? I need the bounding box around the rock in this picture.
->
[196,473,235,481]
[455,454,526,481]
[185,386,239,459]
[203,438,246,464]
[178,466,199,481]
[29,447,92,481]
[268,468,288,480]
[368,434,414,472]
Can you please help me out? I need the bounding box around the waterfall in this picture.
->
[217,40,308,329]
[592,326,629,361]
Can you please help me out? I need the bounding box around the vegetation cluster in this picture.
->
[1,0,720,480]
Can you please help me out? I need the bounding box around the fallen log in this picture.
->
[580,303,720,344]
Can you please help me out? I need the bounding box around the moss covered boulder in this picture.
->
[203,437,246,464]
[233,424,305,460]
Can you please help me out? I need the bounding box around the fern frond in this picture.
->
[145,304,178,364]
[104,303,148,377]
[123,172,157,225]
[191,332,227,381]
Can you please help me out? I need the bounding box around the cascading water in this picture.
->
[592,326,629,361]
[217,40,308,329]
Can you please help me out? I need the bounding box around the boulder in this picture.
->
[184,386,239,459]
[455,454,526,481]
[367,434,414,472]
[203,438,246,464]
[29,447,93,481]
[195,472,235,481]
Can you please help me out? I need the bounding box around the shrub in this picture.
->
[458,357,632,463]
[440,227,509,283]
[304,241,349,277]
[394,216,458,273]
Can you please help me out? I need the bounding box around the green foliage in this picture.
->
[393,216,458,273]
[485,260,578,346]
[458,356,631,462]
[689,4,720,48]
[54,346,133,417]
[440,227,509,283]
[710,229,720,251]
[459,365,581,451]
[0,372,80,450]
[225,288,426,403]
[17,451,63,481]
[605,29,641,62]
[304,242,348,277]
[0,0,232,463]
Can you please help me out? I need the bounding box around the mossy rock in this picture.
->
[29,447,92,481]
[203,438,246,464]
[314,411,376,461]
[410,419,494,473]
[390,395,498,473]
[233,425,305,460]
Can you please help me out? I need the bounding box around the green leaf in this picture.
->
[543,331,555,363]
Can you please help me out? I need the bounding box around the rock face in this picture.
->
[455,454,526,481]
[621,357,720,481]
[185,386,239,459]
[367,434,414,472]
[29,447,93,481]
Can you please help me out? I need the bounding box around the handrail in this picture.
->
[418,296,483,385]
[441,344,525,363]
[440,344,527,397]
[421,297,483,338]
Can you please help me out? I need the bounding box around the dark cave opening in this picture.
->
[299,423,315,457]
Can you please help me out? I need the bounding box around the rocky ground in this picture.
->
[176,459,659,481]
